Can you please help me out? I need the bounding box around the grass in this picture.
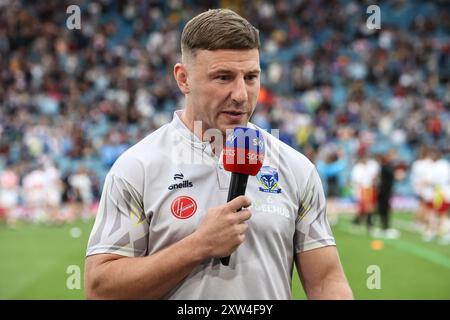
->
[0,212,449,299]
[292,213,450,299]
[0,220,91,299]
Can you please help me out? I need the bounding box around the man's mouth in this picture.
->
[221,111,246,121]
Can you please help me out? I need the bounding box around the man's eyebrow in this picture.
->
[208,68,261,75]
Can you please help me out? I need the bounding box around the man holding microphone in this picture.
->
[84,8,352,300]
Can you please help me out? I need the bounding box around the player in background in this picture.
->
[424,149,450,243]
[42,157,63,223]
[0,164,20,228]
[22,163,47,223]
[411,146,433,232]
[68,166,93,220]
[351,146,380,233]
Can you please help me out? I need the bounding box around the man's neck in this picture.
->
[180,109,195,136]
[179,109,225,156]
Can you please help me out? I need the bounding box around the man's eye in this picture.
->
[216,75,231,81]
[245,75,258,81]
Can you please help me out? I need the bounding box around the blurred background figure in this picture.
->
[0,163,20,228]
[68,166,93,221]
[22,163,47,223]
[317,145,347,226]
[410,146,433,232]
[351,145,380,233]
[374,149,401,239]
[42,156,63,223]
[423,148,450,243]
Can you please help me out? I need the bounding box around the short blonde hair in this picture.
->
[181,8,260,58]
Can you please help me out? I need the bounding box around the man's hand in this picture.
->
[195,195,252,258]
[85,195,252,299]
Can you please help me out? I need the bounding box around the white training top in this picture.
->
[350,159,380,190]
[411,158,434,200]
[86,111,335,299]
[429,158,450,201]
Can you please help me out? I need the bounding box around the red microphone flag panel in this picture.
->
[223,127,265,176]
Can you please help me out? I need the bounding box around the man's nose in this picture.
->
[230,77,248,106]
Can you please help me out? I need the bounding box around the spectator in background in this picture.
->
[99,132,129,168]
[317,145,347,226]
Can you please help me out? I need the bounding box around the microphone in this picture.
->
[220,127,265,266]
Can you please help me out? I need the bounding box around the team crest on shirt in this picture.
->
[256,166,282,194]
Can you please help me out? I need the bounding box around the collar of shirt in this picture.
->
[170,110,216,158]
[170,110,259,166]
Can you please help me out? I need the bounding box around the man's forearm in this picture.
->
[306,278,354,300]
[85,232,209,299]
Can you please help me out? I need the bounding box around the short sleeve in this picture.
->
[294,167,336,253]
[86,173,149,257]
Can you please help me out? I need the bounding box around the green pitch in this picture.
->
[0,213,449,299]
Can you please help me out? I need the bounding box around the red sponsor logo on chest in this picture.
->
[170,196,197,219]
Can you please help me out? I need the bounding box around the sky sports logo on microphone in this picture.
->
[170,121,280,167]
[168,173,194,190]
[223,127,265,175]
[221,128,265,266]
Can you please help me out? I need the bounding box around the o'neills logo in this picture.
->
[168,173,193,190]
[171,196,197,219]
[168,180,193,190]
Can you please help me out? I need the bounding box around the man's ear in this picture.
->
[174,63,190,94]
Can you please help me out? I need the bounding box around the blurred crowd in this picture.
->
[0,0,449,225]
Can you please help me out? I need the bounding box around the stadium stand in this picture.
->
[0,0,449,220]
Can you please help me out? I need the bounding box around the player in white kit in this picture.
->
[85,9,353,300]
[0,165,20,227]
[410,146,434,231]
